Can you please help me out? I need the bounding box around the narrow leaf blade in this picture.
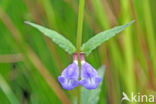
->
[25,21,76,54]
[81,20,135,56]
[0,74,20,104]
[81,66,105,104]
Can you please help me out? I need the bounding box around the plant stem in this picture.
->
[76,0,85,53]
[76,0,85,104]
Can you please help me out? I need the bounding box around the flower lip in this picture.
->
[58,76,79,90]
[80,77,101,90]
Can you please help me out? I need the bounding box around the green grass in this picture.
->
[0,0,156,104]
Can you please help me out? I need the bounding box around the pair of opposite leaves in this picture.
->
[25,20,135,90]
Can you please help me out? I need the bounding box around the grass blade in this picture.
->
[0,74,20,104]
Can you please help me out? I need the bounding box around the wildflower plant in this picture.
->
[25,0,134,103]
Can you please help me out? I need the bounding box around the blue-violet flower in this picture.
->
[58,52,102,90]
[79,53,102,89]
[58,53,79,90]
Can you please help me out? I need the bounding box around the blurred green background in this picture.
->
[0,0,156,104]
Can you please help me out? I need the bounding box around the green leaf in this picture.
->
[81,66,105,104]
[25,21,76,54]
[81,20,135,56]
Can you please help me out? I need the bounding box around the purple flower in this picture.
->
[58,52,102,90]
[79,53,101,90]
[58,53,79,90]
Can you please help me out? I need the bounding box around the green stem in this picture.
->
[76,0,85,104]
[76,0,85,53]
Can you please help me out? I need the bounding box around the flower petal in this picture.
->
[61,62,79,79]
[58,62,79,90]
[80,62,101,89]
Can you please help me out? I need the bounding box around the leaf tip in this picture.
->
[129,19,136,24]
[24,21,30,24]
